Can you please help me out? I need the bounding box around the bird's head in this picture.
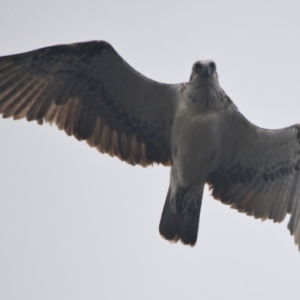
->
[189,60,220,89]
[187,60,224,109]
[190,60,218,82]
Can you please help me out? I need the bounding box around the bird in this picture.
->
[0,41,300,250]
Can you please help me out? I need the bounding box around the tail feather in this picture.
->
[159,188,181,242]
[159,187,203,246]
[180,203,202,245]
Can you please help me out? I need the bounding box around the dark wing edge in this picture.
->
[207,110,300,250]
[0,41,180,166]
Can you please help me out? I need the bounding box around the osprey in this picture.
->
[0,41,300,250]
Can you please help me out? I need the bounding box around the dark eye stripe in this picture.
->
[193,63,201,70]
[209,62,216,70]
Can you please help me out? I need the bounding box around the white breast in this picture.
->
[171,101,221,187]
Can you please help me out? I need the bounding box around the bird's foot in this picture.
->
[171,186,198,213]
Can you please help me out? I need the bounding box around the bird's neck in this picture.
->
[185,80,224,114]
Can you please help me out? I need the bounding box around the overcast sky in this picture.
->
[1,1,300,299]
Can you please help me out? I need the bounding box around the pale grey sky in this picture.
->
[0,1,300,299]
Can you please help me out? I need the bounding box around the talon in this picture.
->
[188,197,198,212]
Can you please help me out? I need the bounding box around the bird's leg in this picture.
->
[171,185,198,214]
[173,187,186,213]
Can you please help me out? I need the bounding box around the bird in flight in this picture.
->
[0,41,300,250]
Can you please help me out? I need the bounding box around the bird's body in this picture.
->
[1,41,300,250]
[161,63,239,243]
[163,103,222,243]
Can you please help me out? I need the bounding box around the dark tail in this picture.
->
[159,187,203,246]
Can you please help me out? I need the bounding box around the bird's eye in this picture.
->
[209,62,216,71]
[193,63,201,71]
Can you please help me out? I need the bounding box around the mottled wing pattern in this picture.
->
[0,41,180,166]
[207,110,300,249]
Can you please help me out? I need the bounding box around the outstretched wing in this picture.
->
[0,41,180,166]
[207,109,300,249]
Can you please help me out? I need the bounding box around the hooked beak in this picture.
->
[200,65,211,77]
